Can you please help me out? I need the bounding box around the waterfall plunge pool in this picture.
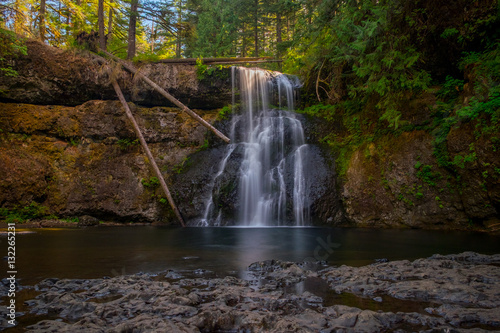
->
[6,226,500,285]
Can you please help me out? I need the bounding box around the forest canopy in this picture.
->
[0,0,301,60]
[1,0,498,78]
[1,0,499,110]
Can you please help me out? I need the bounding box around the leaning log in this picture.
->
[100,50,231,144]
[111,79,186,227]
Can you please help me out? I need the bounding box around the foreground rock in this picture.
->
[2,252,498,332]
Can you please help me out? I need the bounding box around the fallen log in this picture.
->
[111,79,186,227]
[200,60,283,65]
[153,57,276,65]
[100,49,231,144]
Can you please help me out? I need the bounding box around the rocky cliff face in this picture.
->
[314,111,499,231]
[0,101,217,223]
[0,39,232,108]
[0,39,233,224]
[341,130,498,229]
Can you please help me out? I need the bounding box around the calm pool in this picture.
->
[4,226,500,285]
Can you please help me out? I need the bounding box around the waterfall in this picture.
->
[200,67,309,226]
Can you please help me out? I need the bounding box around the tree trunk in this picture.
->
[39,0,46,42]
[150,21,155,53]
[241,24,246,57]
[176,31,181,58]
[74,0,81,36]
[111,80,186,227]
[276,13,282,43]
[176,4,182,58]
[108,0,113,37]
[98,0,106,50]
[155,57,273,64]
[127,0,138,60]
[254,0,259,57]
[14,0,23,34]
[276,12,282,57]
[307,2,312,25]
[66,5,71,38]
[101,50,231,144]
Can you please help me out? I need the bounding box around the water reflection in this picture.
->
[5,226,500,285]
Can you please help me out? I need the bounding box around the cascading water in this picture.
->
[199,67,309,226]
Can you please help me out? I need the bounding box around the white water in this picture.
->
[197,143,237,227]
[200,67,309,226]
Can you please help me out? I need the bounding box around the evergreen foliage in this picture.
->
[289,0,499,178]
[194,0,239,57]
[0,0,301,60]
[0,28,27,77]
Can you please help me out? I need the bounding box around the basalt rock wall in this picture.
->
[0,39,232,109]
[0,39,228,224]
[338,126,500,230]
[304,96,500,231]
[0,101,218,223]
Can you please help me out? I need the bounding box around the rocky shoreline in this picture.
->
[1,252,499,332]
[0,219,152,230]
